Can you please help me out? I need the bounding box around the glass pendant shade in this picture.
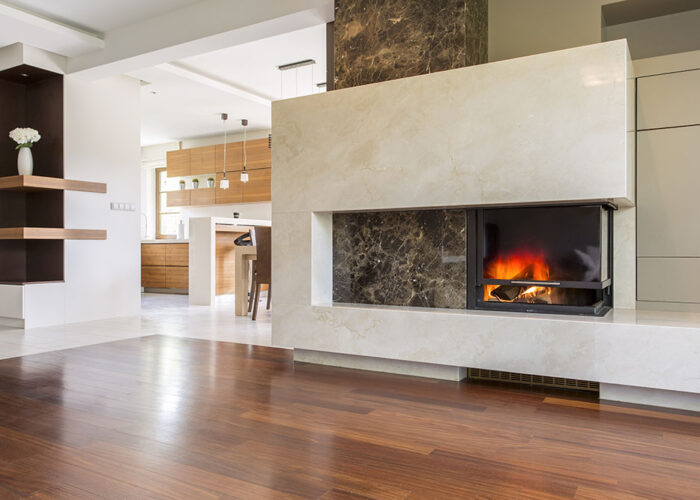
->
[240,170,249,183]
[220,178,230,189]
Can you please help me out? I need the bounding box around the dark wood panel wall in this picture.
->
[25,75,64,178]
[0,65,65,283]
[332,0,488,89]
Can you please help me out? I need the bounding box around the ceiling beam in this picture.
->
[0,1,103,56]
[157,62,272,107]
[67,0,333,80]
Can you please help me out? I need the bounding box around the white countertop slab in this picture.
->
[207,217,271,226]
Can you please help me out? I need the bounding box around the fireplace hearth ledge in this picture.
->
[274,302,700,410]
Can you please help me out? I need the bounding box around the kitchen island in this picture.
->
[189,217,271,306]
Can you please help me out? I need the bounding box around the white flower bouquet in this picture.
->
[9,127,41,149]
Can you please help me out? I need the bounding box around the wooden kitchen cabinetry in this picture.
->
[166,190,190,207]
[190,145,216,175]
[166,136,271,207]
[141,243,189,292]
[165,149,190,177]
[243,168,271,202]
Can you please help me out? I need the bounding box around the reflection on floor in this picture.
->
[0,293,272,360]
[1,335,698,498]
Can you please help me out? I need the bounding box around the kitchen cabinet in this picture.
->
[166,137,272,206]
[141,243,189,292]
[166,149,190,177]
[166,190,191,207]
[190,145,216,175]
[242,168,272,202]
[215,172,243,204]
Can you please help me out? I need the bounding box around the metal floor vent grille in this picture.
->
[467,368,600,392]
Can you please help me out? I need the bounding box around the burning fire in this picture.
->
[484,251,551,303]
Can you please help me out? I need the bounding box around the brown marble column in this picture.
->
[333,0,488,89]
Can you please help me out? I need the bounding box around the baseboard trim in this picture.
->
[143,288,188,295]
[0,317,25,329]
[600,383,700,412]
[294,349,467,381]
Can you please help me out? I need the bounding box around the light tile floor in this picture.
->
[0,293,273,360]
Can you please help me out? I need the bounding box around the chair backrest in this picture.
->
[252,226,271,284]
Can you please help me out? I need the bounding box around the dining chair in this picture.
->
[250,226,271,320]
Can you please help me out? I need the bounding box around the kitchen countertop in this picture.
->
[208,217,271,227]
[141,239,189,244]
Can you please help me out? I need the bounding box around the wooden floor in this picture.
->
[0,336,698,499]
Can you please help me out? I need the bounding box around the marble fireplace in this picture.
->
[272,40,700,410]
[333,204,614,316]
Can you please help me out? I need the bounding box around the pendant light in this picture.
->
[240,119,249,183]
[219,113,230,190]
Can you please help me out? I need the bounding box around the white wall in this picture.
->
[604,9,700,60]
[140,166,156,239]
[64,75,142,323]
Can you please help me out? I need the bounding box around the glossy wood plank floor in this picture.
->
[0,336,698,499]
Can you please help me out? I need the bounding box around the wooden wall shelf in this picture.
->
[0,175,106,193]
[0,228,107,240]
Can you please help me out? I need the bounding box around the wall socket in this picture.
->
[110,202,136,212]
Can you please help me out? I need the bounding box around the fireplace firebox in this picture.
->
[471,204,613,316]
[332,203,614,317]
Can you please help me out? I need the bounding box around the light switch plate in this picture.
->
[111,202,136,212]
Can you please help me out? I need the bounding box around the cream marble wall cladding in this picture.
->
[334,0,488,89]
[274,303,700,395]
[272,40,635,214]
[271,41,653,400]
[333,209,466,308]
[295,349,468,381]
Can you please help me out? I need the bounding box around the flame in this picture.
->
[484,251,551,303]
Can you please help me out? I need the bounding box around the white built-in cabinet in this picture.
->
[637,68,700,305]
[637,69,700,130]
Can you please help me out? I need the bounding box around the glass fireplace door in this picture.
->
[476,205,612,315]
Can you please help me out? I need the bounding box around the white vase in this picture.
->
[17,147,33,175]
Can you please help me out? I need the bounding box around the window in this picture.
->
[156,167,181,239]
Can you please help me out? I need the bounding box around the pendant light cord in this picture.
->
[222,114,228,179]
[243,121,247,172]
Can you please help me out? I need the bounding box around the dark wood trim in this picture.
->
[326,21,335,91]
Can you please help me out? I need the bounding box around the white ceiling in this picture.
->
[179,23,327,101]
[132,23,327,146]
[1,0,202,34]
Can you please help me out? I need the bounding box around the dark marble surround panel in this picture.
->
[333,209,467,309]
[333,0,488,89]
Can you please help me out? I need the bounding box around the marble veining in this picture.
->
[333,209,467,308]
[334,0,488,89]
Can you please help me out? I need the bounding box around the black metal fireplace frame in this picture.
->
[466,203,615,317]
